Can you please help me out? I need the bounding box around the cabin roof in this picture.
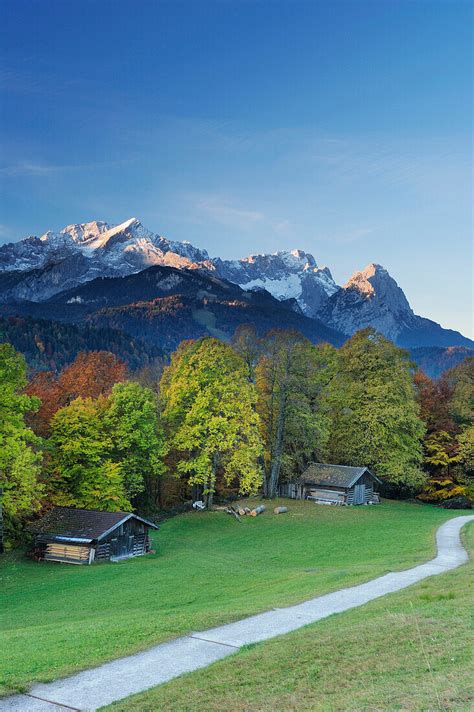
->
[30,507,158,543]
[298,463,382,488]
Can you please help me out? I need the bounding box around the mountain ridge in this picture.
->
[0,263,345,353]
[0,217,471,350]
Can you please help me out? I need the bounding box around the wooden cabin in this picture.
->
[30,507,158,564]
[279,463,382,505]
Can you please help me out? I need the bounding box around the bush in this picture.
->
[418,477,466,503]
[439,495,472,509]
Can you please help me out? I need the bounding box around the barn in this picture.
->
[30,507,158,564]
[279,463,382,505]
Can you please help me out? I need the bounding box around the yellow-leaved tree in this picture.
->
[160,338,263,506]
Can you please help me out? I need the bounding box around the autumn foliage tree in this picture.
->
[59,351,127,402]
[27,351,127,435]
[415,358,474,504]
[26,371,64,437]
[160,338,263,506]
[413,370,455,435]
[325,329,425,489]
[256,330,336,497]
[47,382,165,511]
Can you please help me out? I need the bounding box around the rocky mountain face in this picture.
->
[0,217,472,353]
[211,250,338,317]
[0,218,210,301]
[320,264,416,340]
[0,219,338,314]
[320,264,472,348]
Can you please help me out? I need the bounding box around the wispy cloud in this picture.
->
[191,194,265,231]
[0,158,135,177]
[315,226,375,246]
[0,162,59,177]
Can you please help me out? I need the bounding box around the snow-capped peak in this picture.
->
[61,220,110,243]
[0,218,371,320]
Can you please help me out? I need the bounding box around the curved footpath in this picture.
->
[2,514,473,712]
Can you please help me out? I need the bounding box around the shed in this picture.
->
[279,464,382,505]
[29,507,158,564]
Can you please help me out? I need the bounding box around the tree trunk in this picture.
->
[267,393,286,497]
[206,452,219,508]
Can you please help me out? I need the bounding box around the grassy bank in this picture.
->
[0,499,458,696]
[105,522,474,712]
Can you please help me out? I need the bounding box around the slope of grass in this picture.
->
[0,499,459,696]
[105,523,474,712]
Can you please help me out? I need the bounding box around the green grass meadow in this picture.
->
[105,523,474,712]
[0,499,462,696]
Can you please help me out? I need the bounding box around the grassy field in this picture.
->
[105,523,474,712]
[0,499,460,696]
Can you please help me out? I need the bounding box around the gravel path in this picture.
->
[2,514,473,712]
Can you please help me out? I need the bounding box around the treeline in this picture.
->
[1,326,473,545]
[0,315,162,372]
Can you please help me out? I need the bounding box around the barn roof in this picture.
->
[30,507,158,544]
[298,463,382,488]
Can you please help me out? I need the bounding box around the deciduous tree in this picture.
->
[413,370,455,435]
[105,381,167,505]
[26,351,127,436]
[0,343,43,541]
[231,324,261,382]
[59,351,127,403]
[326,329,425,489]
[445,357,474,428]
[256,330,336,497]
[160,338,262,506]
[48,397,130,510]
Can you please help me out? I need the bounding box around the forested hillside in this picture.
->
[0,316,161,372]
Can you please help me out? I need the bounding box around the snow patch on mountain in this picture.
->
[240,273,304,300]
[212,250,338,317]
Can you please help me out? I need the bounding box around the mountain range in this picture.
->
[0,217,471,373]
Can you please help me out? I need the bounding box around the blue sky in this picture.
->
[0,0,472,336]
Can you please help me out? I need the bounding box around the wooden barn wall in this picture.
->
[99,518,150,560]
[358,472,378,487]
